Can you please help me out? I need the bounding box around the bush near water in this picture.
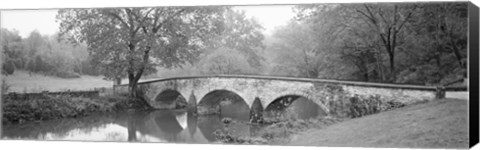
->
[2,94,151,124]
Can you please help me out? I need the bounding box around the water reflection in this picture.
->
[264,96,327,120]
[2,109,259,143]
[2,94,323,143]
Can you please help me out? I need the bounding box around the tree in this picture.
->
[269,20,319,78]
[1,28,26,69]
[25,30,46,57]
[58,7,228,97]
[353,4,418,82]
[2,61,15,75]
[198,48,254,74]
[294,2,468,85]
[394,2,467,85]
[296,3,420,82]
[206,9,266,68]
[33,55,45,73]
[336,18,385,82]
[26,59,36,75]
[266,18,350,79]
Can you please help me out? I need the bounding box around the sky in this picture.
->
[0,5,295,38]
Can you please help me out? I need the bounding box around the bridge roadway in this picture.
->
[114,75,445,122]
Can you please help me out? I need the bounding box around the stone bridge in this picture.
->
[114,75,445,122]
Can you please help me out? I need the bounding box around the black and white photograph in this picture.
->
[0,0,477,149]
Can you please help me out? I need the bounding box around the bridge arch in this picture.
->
[197,89,250,120]
[264,94,328,120]
[151,89,187,109]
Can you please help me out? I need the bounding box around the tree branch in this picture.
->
[395,5,417,34]
[105,10,130,29]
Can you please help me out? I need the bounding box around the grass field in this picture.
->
[3,70,114,93]
[288,98,469,148]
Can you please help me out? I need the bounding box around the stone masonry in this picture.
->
[114,75,444,122]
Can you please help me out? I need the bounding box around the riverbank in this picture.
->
[288,98,468,148]
[213,115,346,145]
[2,94,151,124]
[213,98,468,148]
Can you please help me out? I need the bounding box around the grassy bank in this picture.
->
[4,70,114,93]
[289,98,468,148]
[2,94,151,124]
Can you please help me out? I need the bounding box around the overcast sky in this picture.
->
[0,5,295,38]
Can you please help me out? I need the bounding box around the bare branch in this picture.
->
[105,10,130,29]
[395,5,417,33]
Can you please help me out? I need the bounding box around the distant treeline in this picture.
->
[1,29,100,78]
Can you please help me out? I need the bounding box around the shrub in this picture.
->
[1,79,11,100]
[54,71,81,78]
[347,95,405,118]
[2,61,15,75]
[175,96,187,109]
[2,94,151,124]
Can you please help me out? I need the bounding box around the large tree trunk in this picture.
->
[128,69,144,98]
[128,48,150,98]
[126,42,142,98]
[388,51,395,82]
[128,75,139,97]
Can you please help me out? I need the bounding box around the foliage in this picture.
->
[1,3,468,87]
[207,9,266,68]
[57,7,232,96]
[267,21,319,78]
[198,48,255,74]
[2,94,150,124]
[175,96,187,109]
[57,7,266,97]
[346,95,405,118]
[396,3,468,85]
[1,79,11,99]
[1,28,91,78]
[325,94,406,118]
[287,2,467,84]
[2,60,15,75]
[266,15,355,79]
[1,29,27,69]
[150,9,265,78]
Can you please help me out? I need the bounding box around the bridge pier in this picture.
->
[250,98,264,123]
[187,93,197,113]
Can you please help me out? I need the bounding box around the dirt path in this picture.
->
[289,99,469,149]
